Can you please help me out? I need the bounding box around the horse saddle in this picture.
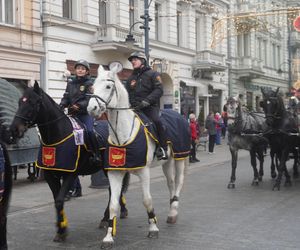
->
[69,116,108,152]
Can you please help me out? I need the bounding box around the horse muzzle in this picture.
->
[10,122,27,139]
[87,98,106,118]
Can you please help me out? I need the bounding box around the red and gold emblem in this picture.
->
[42,147,56,166]
[109,147,126,167]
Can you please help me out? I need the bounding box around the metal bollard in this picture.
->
[89,170,109,189]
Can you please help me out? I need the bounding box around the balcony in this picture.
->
[233,57,264,80]
[193,50,227,73]
[91,24,143,53]
[290,31,300,48]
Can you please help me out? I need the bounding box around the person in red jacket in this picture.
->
[189,113,200,163]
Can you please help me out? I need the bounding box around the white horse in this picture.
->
[87,64,188,248]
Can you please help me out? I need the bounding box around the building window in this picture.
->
[177,11,182,46]
[99,0,107,25]
[63,0,80,21]
[0,0,14,24]
[63,0,72,19]
[155,3,162,41]
[129,0,134,28]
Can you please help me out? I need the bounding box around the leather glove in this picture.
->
[137,100,150,109]
[68,104,80,114]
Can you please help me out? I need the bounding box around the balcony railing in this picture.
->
[97,24,143,44]
[234,57,264,79]
[193,50,226,72]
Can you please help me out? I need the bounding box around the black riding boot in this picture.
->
[87,132,102,166]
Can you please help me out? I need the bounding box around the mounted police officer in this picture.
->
[126,51,168,160]
[59,59,101,165]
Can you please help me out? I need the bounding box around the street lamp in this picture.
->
[125,21,144,48]
[125,0,152,64]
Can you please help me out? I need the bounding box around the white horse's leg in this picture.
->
[101,171,125,248]
[138,167,159,238]
[162,157,175,199]
[167,159,186,224]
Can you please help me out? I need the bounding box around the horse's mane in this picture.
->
[228,96,266,134]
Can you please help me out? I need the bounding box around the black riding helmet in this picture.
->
[128,51,147,64]
[74,59,90,71]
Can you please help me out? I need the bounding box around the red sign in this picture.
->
[294,16,300,32]
[42,147,56,166]
[109,147,126,167]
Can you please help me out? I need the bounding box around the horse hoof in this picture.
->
[227,183,235,189]
[53,232,67,242]
[148,231,159,238]
[258,176,263,182]
[101,241,113,249]
[251,181,259,186]
[120,210,128,219]
[271,173,277,179]
[99,220,109,229]
[166,215,177,224]
[272,184,280,191]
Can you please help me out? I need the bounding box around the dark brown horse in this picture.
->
[9,81,129,243]
[0,126,14,250]
[260,87,300,190]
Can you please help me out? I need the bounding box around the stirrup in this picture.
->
[156,147,168,160]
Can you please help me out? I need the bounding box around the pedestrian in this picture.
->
[215,112,223,145]
[65,176,82,201]
[126,51,168,160]
[189,113,200,163]
[59,59,101,165]
[205,111,217,154]
[221,105,228,139]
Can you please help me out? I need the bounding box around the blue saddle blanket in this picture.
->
[36,120,109,172]
[140,109,191,159]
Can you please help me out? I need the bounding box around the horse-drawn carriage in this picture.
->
[0,78,40,181]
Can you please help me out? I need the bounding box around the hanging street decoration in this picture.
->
[294,15,300,32]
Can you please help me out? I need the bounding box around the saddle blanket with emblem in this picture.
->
[104,120,147,171]
[36,120,109,172]
[139,109,191,159]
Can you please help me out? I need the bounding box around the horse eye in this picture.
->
[106,85,111,89]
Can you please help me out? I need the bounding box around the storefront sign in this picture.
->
[245,82,272,91]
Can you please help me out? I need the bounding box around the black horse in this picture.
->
[9,81,129,242]
[226,96,268,188]
[261,87,300,190]
[0,134,13,250]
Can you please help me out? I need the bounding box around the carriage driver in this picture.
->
[59,59,101,165]
[126,51,168,160]
[289,80,300,114]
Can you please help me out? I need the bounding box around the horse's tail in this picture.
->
[121,172,130,194]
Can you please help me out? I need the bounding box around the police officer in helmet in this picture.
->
[126,51,168,160]
[59,59,101,165]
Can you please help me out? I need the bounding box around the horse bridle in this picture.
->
[88,78,134,144]
[15,93,66,128]
[87,78,132,111]
[264,96,282,120]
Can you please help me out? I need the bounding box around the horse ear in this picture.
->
[33,80,41,94]
[275,87,279,96]
[261,87,265,97]
[97,65,105,76]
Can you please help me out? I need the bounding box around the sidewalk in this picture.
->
[9,138,249,212]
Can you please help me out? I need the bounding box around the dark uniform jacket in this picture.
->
[60,76,93,115]
[126,66,163,107]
